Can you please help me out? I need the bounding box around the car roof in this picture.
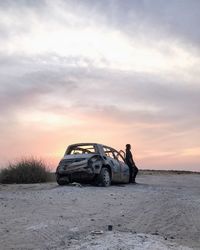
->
[67,143,118,151]
[68,143,99,147]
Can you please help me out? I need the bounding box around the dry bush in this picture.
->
[0,158,50,184]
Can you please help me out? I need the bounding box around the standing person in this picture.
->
[125,144,138,183]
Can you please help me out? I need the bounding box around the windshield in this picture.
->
[66,144,97,155]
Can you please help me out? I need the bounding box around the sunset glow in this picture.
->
[0,0,200,171]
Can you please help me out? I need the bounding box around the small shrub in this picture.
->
[0,158,50,184]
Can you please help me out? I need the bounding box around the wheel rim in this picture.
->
[103,170,110,185]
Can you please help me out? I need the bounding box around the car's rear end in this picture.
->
[56,143,103,185]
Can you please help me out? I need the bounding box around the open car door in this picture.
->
[114,150,129,183]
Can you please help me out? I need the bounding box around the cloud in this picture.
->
[71,0,200,48]
[1,0,199,74]
[0,70,77,116]
[0,53,199,128]
[1,0,200,49]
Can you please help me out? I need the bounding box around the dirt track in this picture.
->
[0,174,200,249]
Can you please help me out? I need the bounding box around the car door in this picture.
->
[113,150,129,183]
[103,147,121,182]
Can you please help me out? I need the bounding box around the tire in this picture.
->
[56,175,69,186]
[98,167,111,187]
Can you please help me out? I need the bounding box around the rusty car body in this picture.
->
[56,143,130,186]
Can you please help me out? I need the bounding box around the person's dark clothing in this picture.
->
[132,165,138,183]
[125,149,138,183]
[125,149,134,166]
[128,167,133,183]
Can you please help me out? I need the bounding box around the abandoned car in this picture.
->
[56,143,130,186]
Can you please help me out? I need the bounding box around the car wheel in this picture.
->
[56,175,69,186]
[98,167,111,187]
[57,178,66,185]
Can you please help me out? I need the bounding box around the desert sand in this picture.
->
[0,173,200,249]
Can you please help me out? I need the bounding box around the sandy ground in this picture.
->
[0,173,200,250]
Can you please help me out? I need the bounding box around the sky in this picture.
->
[0,0,200,171]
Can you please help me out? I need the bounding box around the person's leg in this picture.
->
[129,167,133,183]
[132,167,138,183]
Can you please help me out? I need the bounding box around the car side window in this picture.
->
[103,147,115,159]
